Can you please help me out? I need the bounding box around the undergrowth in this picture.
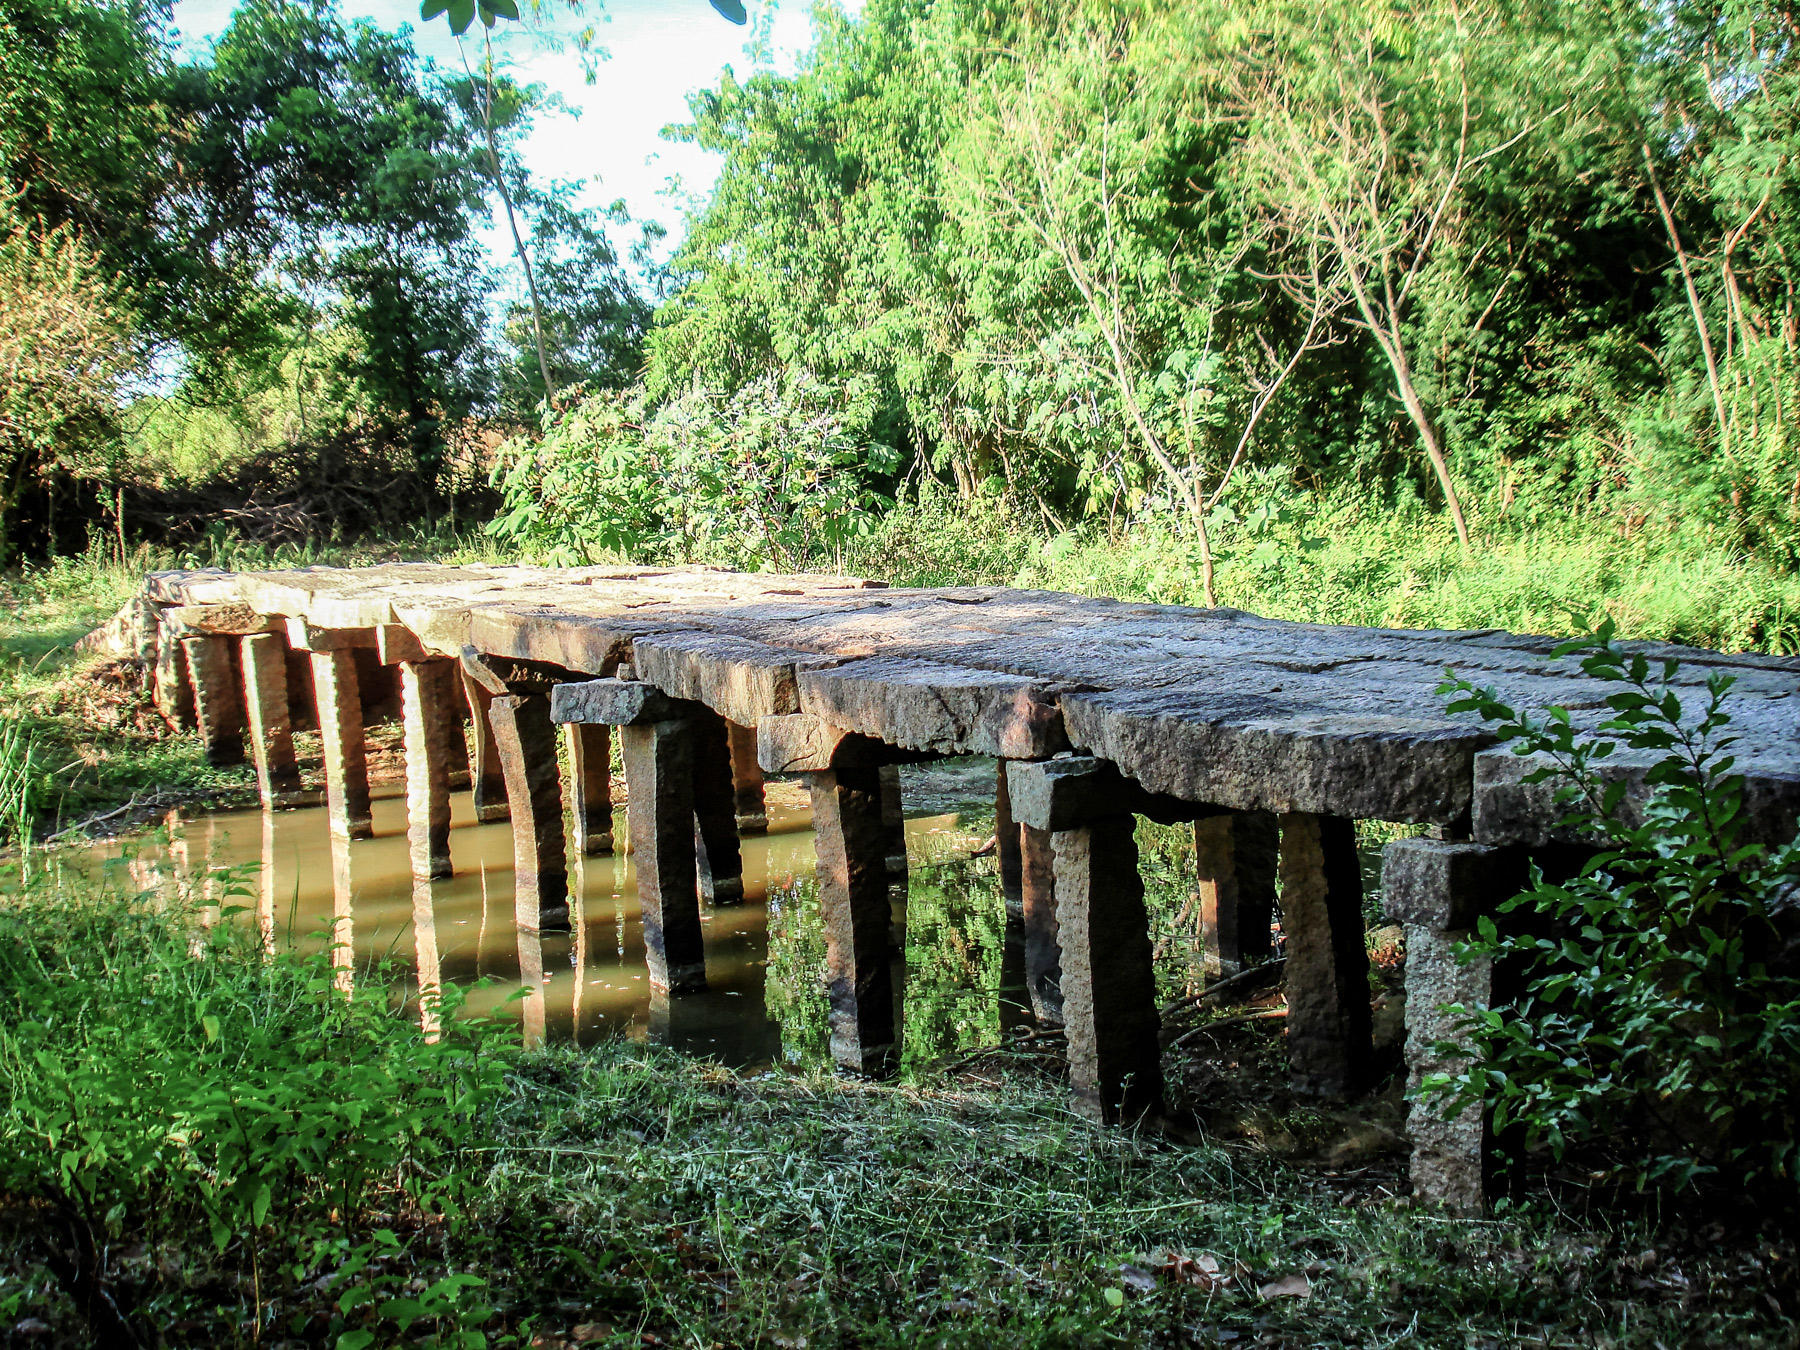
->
[1,871,1797,1347]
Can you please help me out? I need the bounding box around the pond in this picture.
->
[70,762,1053,1075]
[68,759,1377,1076]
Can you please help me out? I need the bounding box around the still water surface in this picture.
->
[74,780,1010,1072]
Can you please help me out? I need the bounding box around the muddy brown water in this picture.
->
[71,772,1006,1071]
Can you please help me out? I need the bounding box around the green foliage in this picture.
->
[488,375,901,568]
[1432,625,1800,1198]
[0,870,507,1343]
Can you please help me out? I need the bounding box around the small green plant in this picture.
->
[0,870,509,1344]
[0,714,38,850]
[1432,622,1800,1198]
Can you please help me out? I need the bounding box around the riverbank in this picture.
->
[2,879,1794,1347]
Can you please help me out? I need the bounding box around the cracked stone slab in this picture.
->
[797,655,1068,759]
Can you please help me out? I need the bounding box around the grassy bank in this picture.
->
[2,877,1795,1348]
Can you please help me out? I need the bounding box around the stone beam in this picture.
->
[755,713,936,774]
[1005,755,1225,832]
[153,619,197,731]
[549,677,679,726]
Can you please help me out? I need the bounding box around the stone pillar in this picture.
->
[995,762,1024,919]
[1195,810,1279,977]
[310,650,373,840]
[182,634,246,767]
[400,659,456,882]
[879,762,908,885]
[1020,824,1064,1025]
[727,720,767,835]
[692,709,744,905]
[1279,812,1373,1098]
[1007,756,1162,1124]
[810,764,897,1077]
[1053,816,1161,1123]
[154,619,196,730]
[621,717,707,994]
[239,632,304,809]
[564,722,615,858]
[327,824,356,994]
[461,670,511,824]
[1384,838,1527,1215]
[489,690,569,931]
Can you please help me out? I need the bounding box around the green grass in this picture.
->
[2,875,1795,1348]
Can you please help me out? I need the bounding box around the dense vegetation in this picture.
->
[0,0,649,557]
[482,0,1800,643]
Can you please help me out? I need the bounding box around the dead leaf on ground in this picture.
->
[1149,1248,1239,1293]
[1258,1272,1313,1300]
[572,1324,613,1344]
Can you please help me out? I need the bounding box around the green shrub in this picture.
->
[487,375,901,570]
[1431,625,1800,1198]
[0,865,508,1344]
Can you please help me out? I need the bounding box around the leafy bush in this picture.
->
[1432,625,1800,1198]
[0,865,507,1344]
[487,374,902,570]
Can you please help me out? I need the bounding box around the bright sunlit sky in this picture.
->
[167,0,857,274]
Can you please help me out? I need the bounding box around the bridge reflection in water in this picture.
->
[82,783,1006,1070]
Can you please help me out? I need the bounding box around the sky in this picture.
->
[167,0,854,271]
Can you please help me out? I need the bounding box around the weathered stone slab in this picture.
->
[1005,756,1222,831]
[1473,745,1800,848]
[798,656,1067,759]
[376,623,429,665]
[632,630,844,725]
[162,603,277,636]
[995,764,1023,916]
[550,678,680,726]
[1063,688,1491,824]
[755,714,929,773]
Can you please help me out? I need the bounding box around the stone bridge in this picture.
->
[117,562,1800,1213]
